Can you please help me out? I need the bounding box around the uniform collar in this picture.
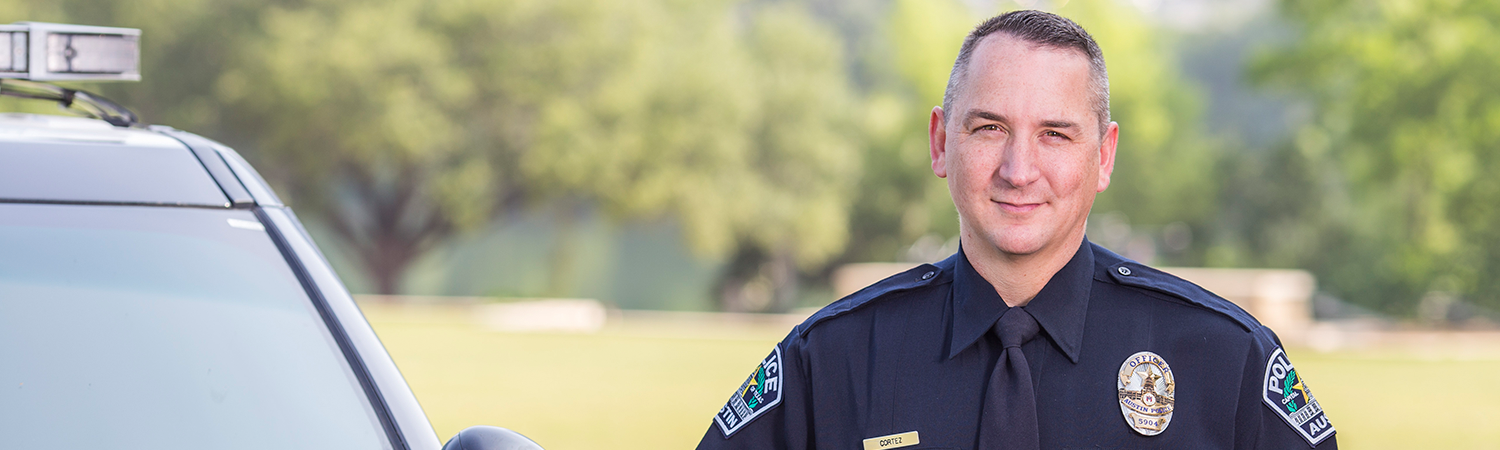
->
[946,238,1093,363]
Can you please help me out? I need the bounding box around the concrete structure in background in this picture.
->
[362,263,1322,342]
[832,263,1315,344]
[832,263,921,299]
[1158,267,1315,344]
[477,299,608,333]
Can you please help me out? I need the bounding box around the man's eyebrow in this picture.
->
[962,111,1078,130]
[963,110,1007,127]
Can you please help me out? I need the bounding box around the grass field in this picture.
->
[362,304,1500,449]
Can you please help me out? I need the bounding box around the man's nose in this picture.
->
[996,138,1041,188]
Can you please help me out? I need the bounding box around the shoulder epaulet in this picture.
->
[792,255,955,338]
[1091,243,1262,332]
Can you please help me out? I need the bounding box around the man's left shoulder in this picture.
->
[790,255,954,339]
[1091,244,1336,446]
[1090,243,1263,334]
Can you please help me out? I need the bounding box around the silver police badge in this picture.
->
[1117,351,1175,436]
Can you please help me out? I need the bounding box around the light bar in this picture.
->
[0,22,140,81]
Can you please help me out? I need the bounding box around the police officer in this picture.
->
[697,10,1335,450]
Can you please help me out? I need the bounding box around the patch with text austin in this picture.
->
[1262,347,1334,445]
[715,346,783,437]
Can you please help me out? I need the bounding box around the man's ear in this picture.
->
[1096,121,1119,192]
[930,106,949,178]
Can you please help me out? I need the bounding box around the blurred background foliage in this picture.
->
[5,0,1499,320]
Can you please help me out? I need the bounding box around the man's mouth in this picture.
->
[996,200,1042,214]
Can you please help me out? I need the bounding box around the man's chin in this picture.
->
[986,234,1048,258]
[962,222,1055,257]
[995,242,1046,257]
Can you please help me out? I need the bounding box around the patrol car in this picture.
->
[0,22,540,450]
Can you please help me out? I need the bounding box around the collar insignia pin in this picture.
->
[1117,351,1175,436]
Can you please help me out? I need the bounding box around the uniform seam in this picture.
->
[1114,281,1260,333]
[1238,331,1263,449]
[1096,270,1261,331]
[797,277,952,338]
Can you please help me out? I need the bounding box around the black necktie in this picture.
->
[978,306,1041,449]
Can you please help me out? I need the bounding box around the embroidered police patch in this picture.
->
[1117,351,1175,436]
[714,346,783,437]
[1263,348,1334,445]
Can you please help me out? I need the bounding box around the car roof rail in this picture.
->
[0,78,139,127]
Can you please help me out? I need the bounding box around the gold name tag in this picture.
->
[862,431,919,450]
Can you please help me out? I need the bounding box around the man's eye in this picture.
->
[1044,130,1069,139]
[976,124,1001,132]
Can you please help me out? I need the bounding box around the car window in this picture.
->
[0,140,230,207]
[0,203,391,450]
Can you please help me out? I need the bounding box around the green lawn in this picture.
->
[363,304,1500,449]
[1291,349,1500,449]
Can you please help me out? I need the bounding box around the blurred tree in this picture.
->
[1058,0,1220,265]
[214,0,499,295]
[430,0,645,298]
[834,0,969,264]
[6,0,863,303]
[526,1,861,312]
[0,0,282,130]
[1253,0,1500,314]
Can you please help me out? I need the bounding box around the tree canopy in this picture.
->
[3,0,861,302]
[1251,0,1500,315]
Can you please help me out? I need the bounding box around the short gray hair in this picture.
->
[941,10,1110,135]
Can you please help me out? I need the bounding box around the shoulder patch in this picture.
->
[794,256,953,338]
[714,346,784,437]
[1262,347,1334,445]
[1093,244,1260,331]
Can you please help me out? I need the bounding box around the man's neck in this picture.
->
[961,232,1084,307]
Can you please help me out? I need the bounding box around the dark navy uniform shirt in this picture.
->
[698,239,1336,449]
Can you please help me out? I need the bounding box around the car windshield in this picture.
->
[0,203,390,449]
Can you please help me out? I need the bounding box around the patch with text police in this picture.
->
[1262,348,1334,445]
[714,346,783,437]
[1117,351,1175,436]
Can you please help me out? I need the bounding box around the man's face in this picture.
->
[929,34,1118,259]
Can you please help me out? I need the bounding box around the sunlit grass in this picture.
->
[1289,348,1500,449]
[363,304,1500,450]
[363,304,783,450]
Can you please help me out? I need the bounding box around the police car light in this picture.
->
[0,22,140,82]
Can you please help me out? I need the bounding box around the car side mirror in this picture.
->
[442,426,544,450]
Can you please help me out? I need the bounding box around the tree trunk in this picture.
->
[717,245,766,313]
[716,244,800,313]
[362,232,422,295]
[545,200,583,298]
[325,164,454,296]
[766,249,799,313]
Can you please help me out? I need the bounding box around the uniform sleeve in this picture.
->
[1235,326,1337,449]
[696,335,813,450]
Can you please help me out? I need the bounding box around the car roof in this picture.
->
[0,113,270,208]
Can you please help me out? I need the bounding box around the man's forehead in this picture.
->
[957,34,1096,123]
